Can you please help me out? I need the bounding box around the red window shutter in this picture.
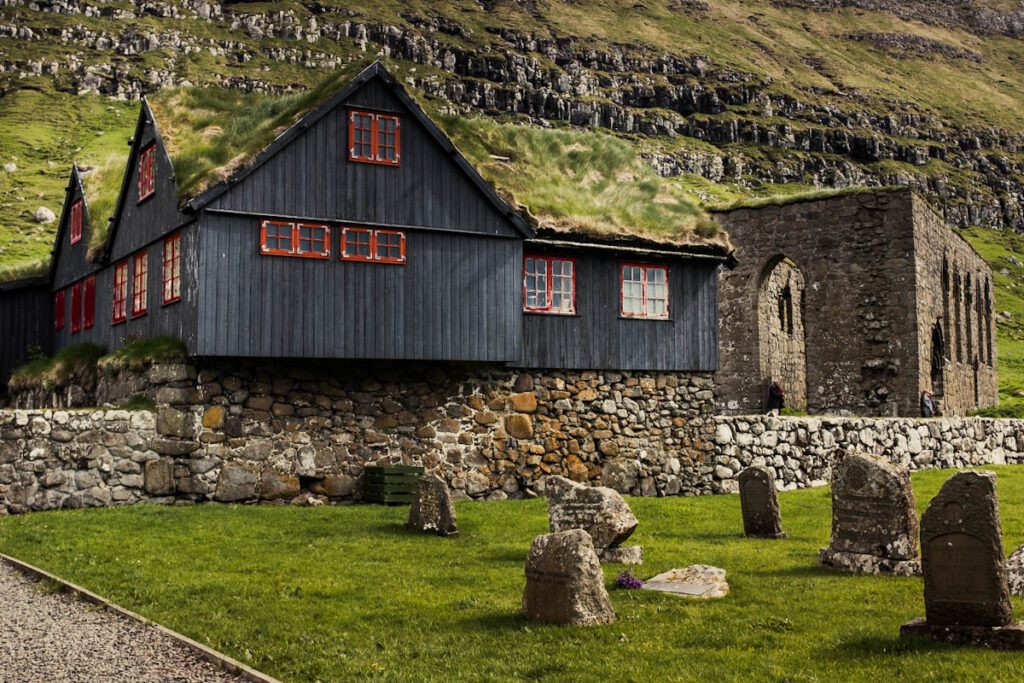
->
[70,282,82,334]
[54,290,65,330]
[83,276,95,329]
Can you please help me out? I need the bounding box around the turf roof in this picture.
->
[79,61,729,254]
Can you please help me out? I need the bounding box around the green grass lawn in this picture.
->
[2,467,1024,682]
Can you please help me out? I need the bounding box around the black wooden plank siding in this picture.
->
[107,119,188,263]
[195,213,522,361]
[516,252,720,372]
[0,281,51,391]
[207,80,517,239]
[50,225,199,354]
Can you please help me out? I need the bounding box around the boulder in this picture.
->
[260,471,300,500]
[522,529,615,626]
[214,462,259,502]
[144,459,175,495]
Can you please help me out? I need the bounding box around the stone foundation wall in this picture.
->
[0,360,720,512]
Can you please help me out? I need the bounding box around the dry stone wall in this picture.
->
[712,415,1024,493]
[1,360,719,512]
[3,359,1024,514]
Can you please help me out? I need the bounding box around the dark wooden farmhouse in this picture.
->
[0,62,731,394]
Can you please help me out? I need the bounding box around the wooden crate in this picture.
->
[362,465,424,505]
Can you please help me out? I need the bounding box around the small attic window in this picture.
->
[348,110,400,166]
[138,144,157,202]
[70,200,83,244]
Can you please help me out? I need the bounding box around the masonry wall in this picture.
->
[715,189,921,416]
[0,360,719,513]
[911,194,998,415]
[4,400,1023,515]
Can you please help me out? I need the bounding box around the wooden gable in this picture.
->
[199,64,530,239]
[50,165,95,290]
[99,100,187,264]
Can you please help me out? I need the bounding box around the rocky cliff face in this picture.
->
[4,0,1024,228]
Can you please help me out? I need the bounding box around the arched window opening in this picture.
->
[780,286,793,335]
[965,276,974,363]
[953,271,962,363]
[931,321,945,396]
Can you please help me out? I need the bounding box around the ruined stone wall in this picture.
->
[4,402,1024,514]
[0,360,719,513]
[715,189,921,416]
[757,258,808,410]
[911,194,998,416]
[712,414,1024,492]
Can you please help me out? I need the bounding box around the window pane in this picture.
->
[525,258,548,309]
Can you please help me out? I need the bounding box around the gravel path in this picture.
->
[0,562,250,683]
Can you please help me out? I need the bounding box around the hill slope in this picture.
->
[4,0,1024,409]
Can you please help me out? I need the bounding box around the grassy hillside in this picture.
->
[3,1,1024,408]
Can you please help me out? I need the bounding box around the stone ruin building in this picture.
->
[715,188,997,417]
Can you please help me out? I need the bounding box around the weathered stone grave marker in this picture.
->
[817,453,921,576]
[407,473,457,536]
[900,471,1024,648]
[1007,544,1024,596]
[546,475,643,564]
[522,529,616,626]
[738,466,786,538]
[642,565,730,599]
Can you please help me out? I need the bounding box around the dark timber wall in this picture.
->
[53,225,200,353]
[107,106,188,263]
[196,213,521,360]
[518,249,720,371]
[207,79,518,238]
[0,280,51,394]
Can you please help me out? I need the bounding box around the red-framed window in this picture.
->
[620,263,669,319]
[138,144,156,202]
[348,110,400,166]
[54,290,65,330]
[83,275,95,330]
[341,227,405,264]
[70,281,82,334]
[70,199,83,244]
[524,255,576,314]
[112,260,128,324]
[132,252,148,317]
[163,232,181,304]
[259,220,330,259]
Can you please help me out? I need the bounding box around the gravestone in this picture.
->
[546,475,643,564]
[1007,544,1024,596]
[407,473,457,536]
[817,453,921,576]
[738,466,786,538]
[522,529,616,626]
[642,565,730,599]
[901,471,1024,648]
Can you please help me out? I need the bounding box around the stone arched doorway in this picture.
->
[757,257,807,411]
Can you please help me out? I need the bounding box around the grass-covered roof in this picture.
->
[77,62,728,254]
